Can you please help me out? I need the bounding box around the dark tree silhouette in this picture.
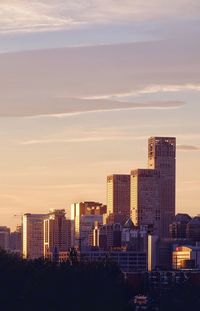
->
[0,250,132,311]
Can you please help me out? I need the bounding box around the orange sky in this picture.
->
[0,1,200,230]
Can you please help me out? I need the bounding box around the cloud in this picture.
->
[0,99,184,118]
[137,84,200,94]
[0,39,199,100]
[0,1,81,34]
[0,1,200,34]
[18,132,146,145]
[0,39,198,119]
[20,135,144,145]
[20,114,192,145]
[177,144,200,151]
[82,83,200,100]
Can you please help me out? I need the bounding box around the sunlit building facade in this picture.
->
[130,169,161,235]
[107,174,130,225]
[22,213,47,259]
[44,209,70,258]
[172,245,200,270]
[172,246,194,270]
[148,137,176,237]
[70,201,106,249]
[79,215,103,250]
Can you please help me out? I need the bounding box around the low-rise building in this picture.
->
[80,250,147,272]
[172,245,200,270]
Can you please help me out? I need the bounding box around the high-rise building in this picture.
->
[44,209,70,258]
[70,201,106,249]
[107,174,130,225]
[148,137,176,237]
[0,226,10,251]
[130,169,161,235]
[22,213,47,259]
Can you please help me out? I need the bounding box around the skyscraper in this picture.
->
[22,213,47,259]
[107,174,130,225]
[44,209,70,258]
[148,137,176,237]
[130,169,161,234]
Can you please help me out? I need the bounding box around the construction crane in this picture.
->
[13,214,23,227]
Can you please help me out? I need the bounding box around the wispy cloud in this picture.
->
[0,1,199,34]
[20,135,146,146]
[0,40,199,111]
[137,84,200,94]
[0,99,185,118]
[0,1,83,34]
[82,83,200,100]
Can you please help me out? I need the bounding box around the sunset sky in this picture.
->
[0,0,200,229]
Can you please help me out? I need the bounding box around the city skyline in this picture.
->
[1,134,198,231]
[0,130,199,230]
[0,1,200,229]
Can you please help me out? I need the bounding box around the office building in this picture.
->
[169,213,191,239]
[94,223,122,250]
[81,250,147,272]
[130,169,161,235]
[148,137,176,237]
[79,214,103,250]
[71,201,106,249]
[148,236,173,271]
[22,213,47,259]
[172,245,200,270]
[122,220,148,252]
[0,226,10,251]
[44,209,70,258]
[107,174,130,225]
[186,217,200,242]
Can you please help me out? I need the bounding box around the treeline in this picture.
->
[1,249,200,311]
[0,250,132,311]
[159,282,200,311]
[146,273,200,311]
